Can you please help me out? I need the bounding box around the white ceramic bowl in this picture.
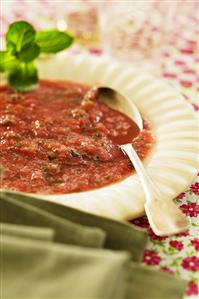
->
[1,53,198,220]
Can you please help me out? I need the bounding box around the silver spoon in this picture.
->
[84,86,189,236]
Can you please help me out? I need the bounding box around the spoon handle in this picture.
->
[120,143,155,202]
[120,143,189,236]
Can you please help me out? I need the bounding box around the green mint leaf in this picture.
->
[36,30,74,53]
[6,21,36,52]
[3,20,75,92]
[18,42,40,62]
[0,51,19,72]
[9,62,38,92]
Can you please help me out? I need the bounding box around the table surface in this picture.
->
[1,1,199,298]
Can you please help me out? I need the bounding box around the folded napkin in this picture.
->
[2,235,131,299]
[0,193,106,248]
[1,191,147,261]
[0,191,186,299]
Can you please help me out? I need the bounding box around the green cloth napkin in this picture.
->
[0,191,187,299]
[1,231,186,299]
[0,193,106,248]
[2,235,131,299]
[1,191,147,261]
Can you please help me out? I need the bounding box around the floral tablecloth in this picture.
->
[1,0,199,297]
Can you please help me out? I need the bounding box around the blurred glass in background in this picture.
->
[57,1,101,46]
[1,0,198,64]
[54,0,198,66]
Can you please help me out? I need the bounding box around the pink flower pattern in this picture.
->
[169,240,184,251]
[176,230,189,237]
[182,256,199,272]
[191,238,199,251]
[180,203,199,217]
[131,216,149,228]
[148,228,167,241]
[191,182,199,195]
[186,281,199,296]
[176,192,185,199]
[142,250,161,266]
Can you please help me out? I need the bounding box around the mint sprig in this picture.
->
[0,21,74,92]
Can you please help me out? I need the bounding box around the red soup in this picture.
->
[0,80,154,194]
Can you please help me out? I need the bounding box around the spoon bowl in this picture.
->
[96,87,143,132]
